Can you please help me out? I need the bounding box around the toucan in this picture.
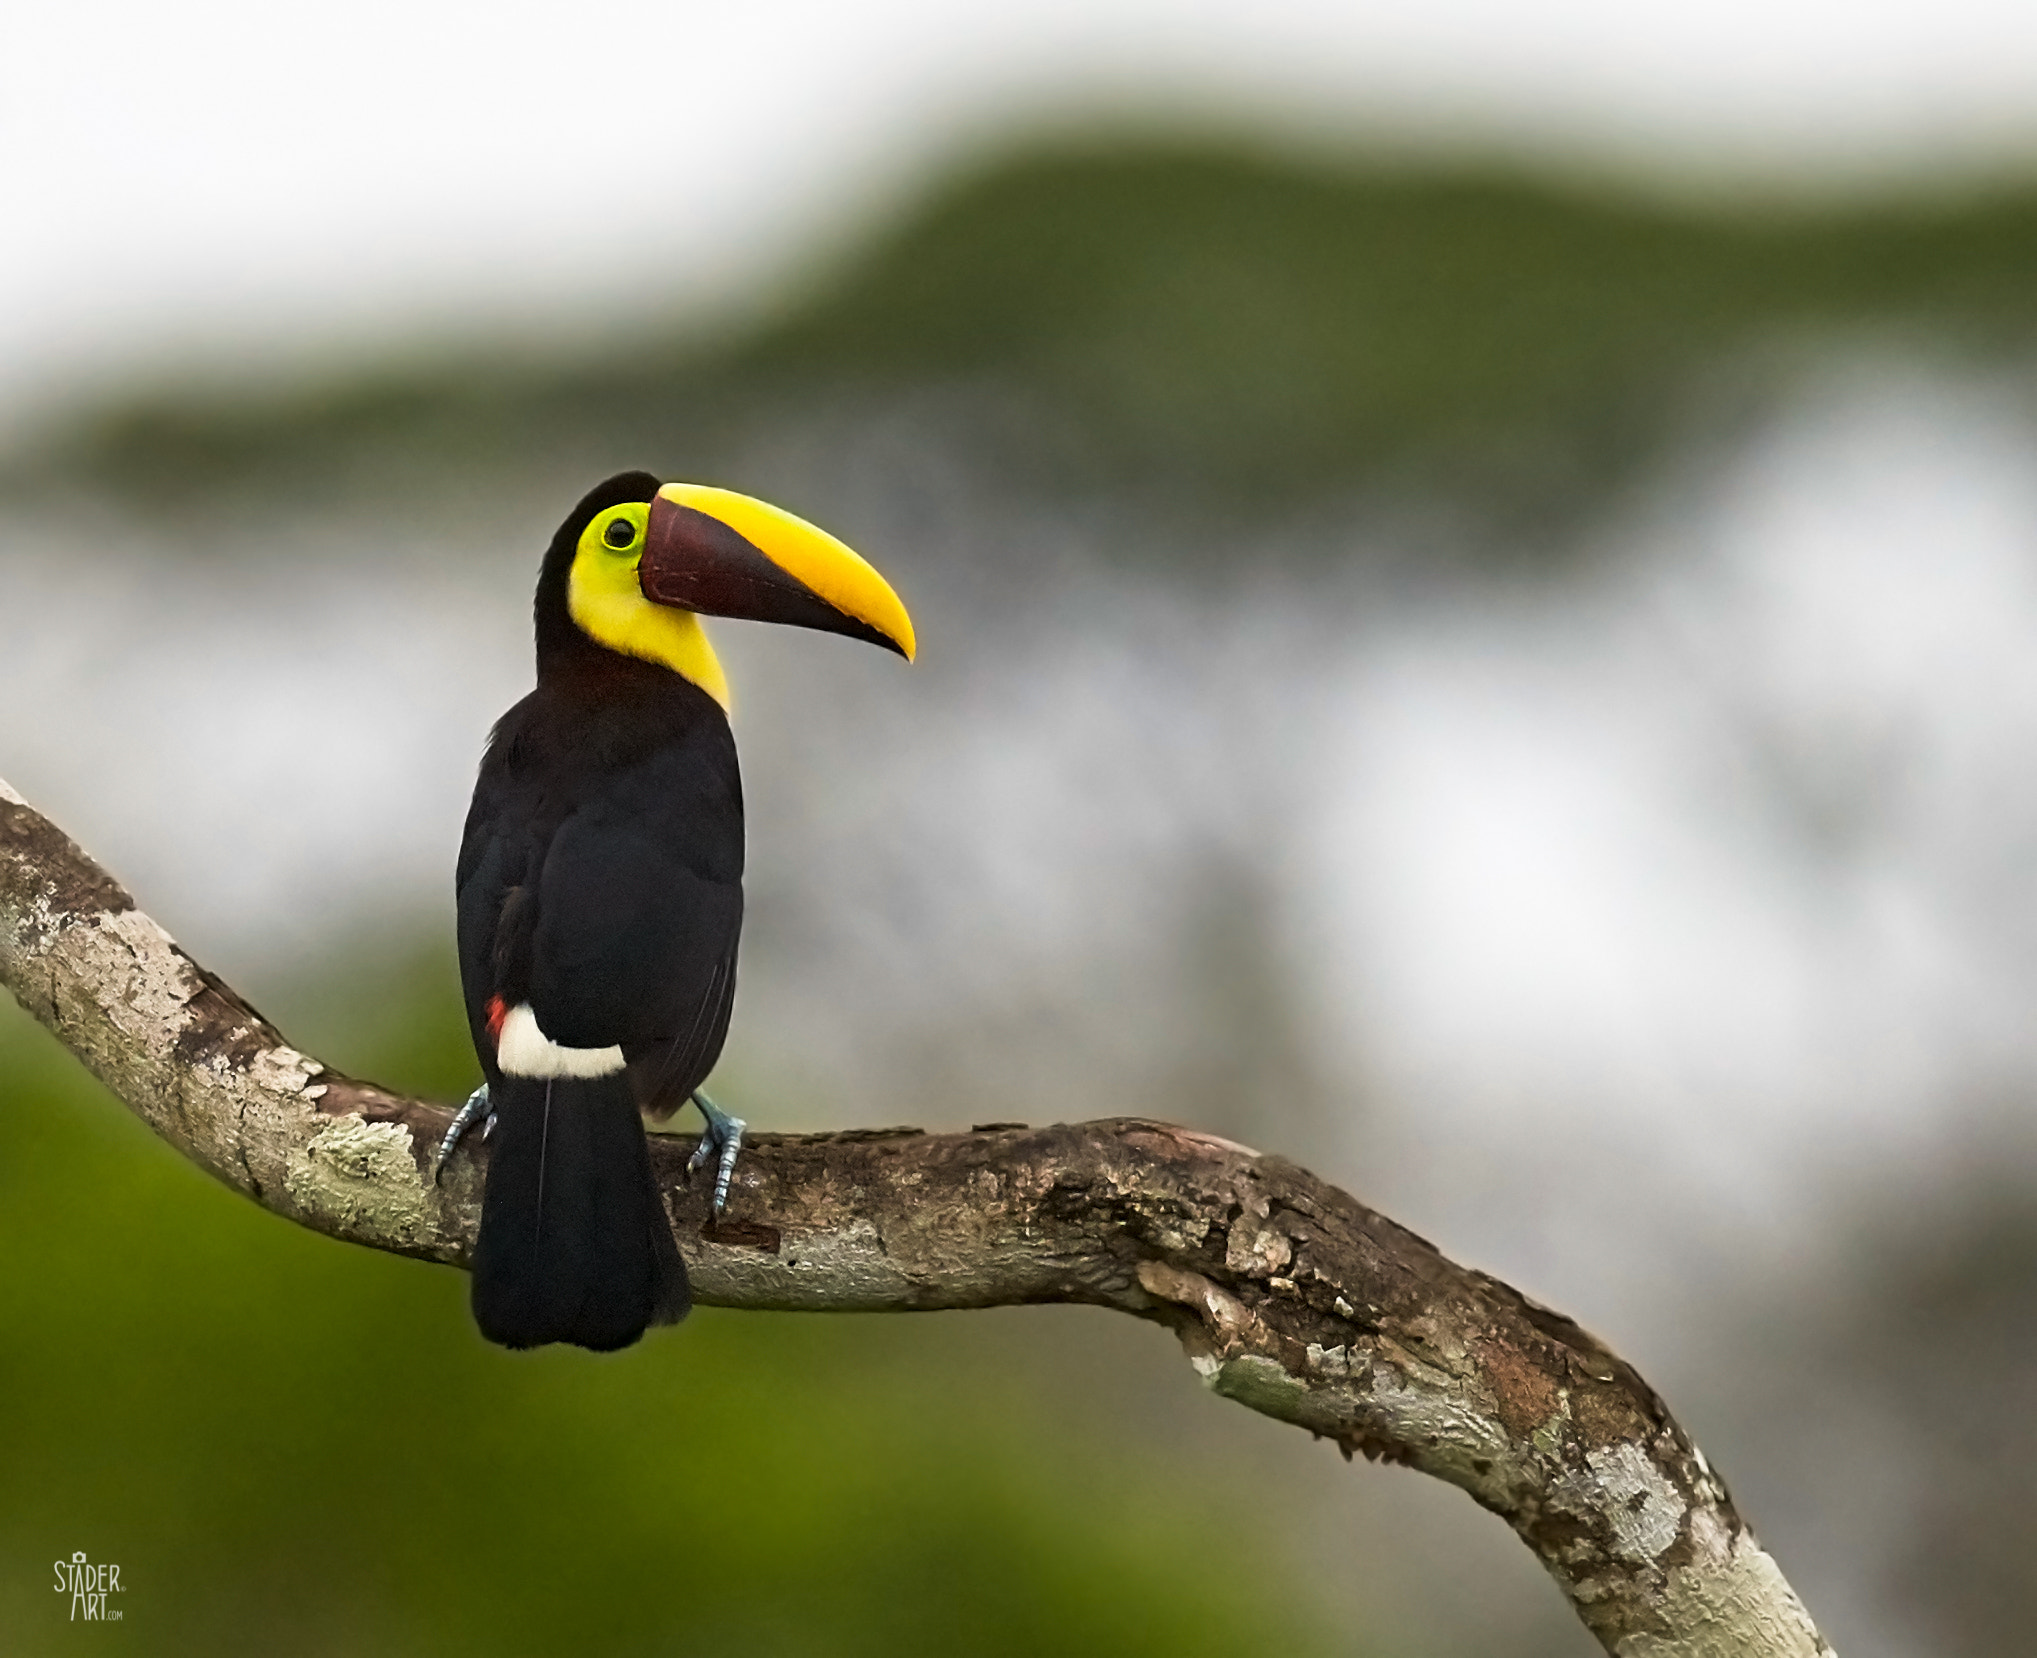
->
[439,471,915,1351]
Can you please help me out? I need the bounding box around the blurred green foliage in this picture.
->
[32,140,2037,530]
[0,965,1349,1656]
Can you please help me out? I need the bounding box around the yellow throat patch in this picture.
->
[566,502,730,709]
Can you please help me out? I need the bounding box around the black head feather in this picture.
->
[533,470,662,673]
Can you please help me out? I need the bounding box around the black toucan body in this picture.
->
[453,471,915,1351]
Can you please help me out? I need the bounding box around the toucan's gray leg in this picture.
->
[688,1091,745,1215]
[434,1084,496,1185]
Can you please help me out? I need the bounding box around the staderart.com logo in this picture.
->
[53,1552,123,1621]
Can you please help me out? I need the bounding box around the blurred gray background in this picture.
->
[7,4,2037,1655]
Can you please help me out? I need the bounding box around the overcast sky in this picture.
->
[10,0,2037,427]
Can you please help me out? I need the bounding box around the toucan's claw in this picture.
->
[434,1084,496,1185]
[688,1091,745,1215]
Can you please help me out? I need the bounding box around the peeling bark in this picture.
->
[0,777,1833,1657]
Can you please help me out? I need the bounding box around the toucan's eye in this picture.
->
[604,516,638,550]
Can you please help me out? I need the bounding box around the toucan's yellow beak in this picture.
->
[639,483,916,661]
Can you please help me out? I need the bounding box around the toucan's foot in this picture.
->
[687,1091,746,1215]
[434,1084,497,1185]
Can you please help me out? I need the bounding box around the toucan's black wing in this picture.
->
[456,701,542,1079]
[526,765,743,1114]
[456,685,745,1115]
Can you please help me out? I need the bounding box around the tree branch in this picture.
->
[0,775,1831,1657]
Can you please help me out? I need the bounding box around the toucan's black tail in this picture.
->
[470,1072,690,1351]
